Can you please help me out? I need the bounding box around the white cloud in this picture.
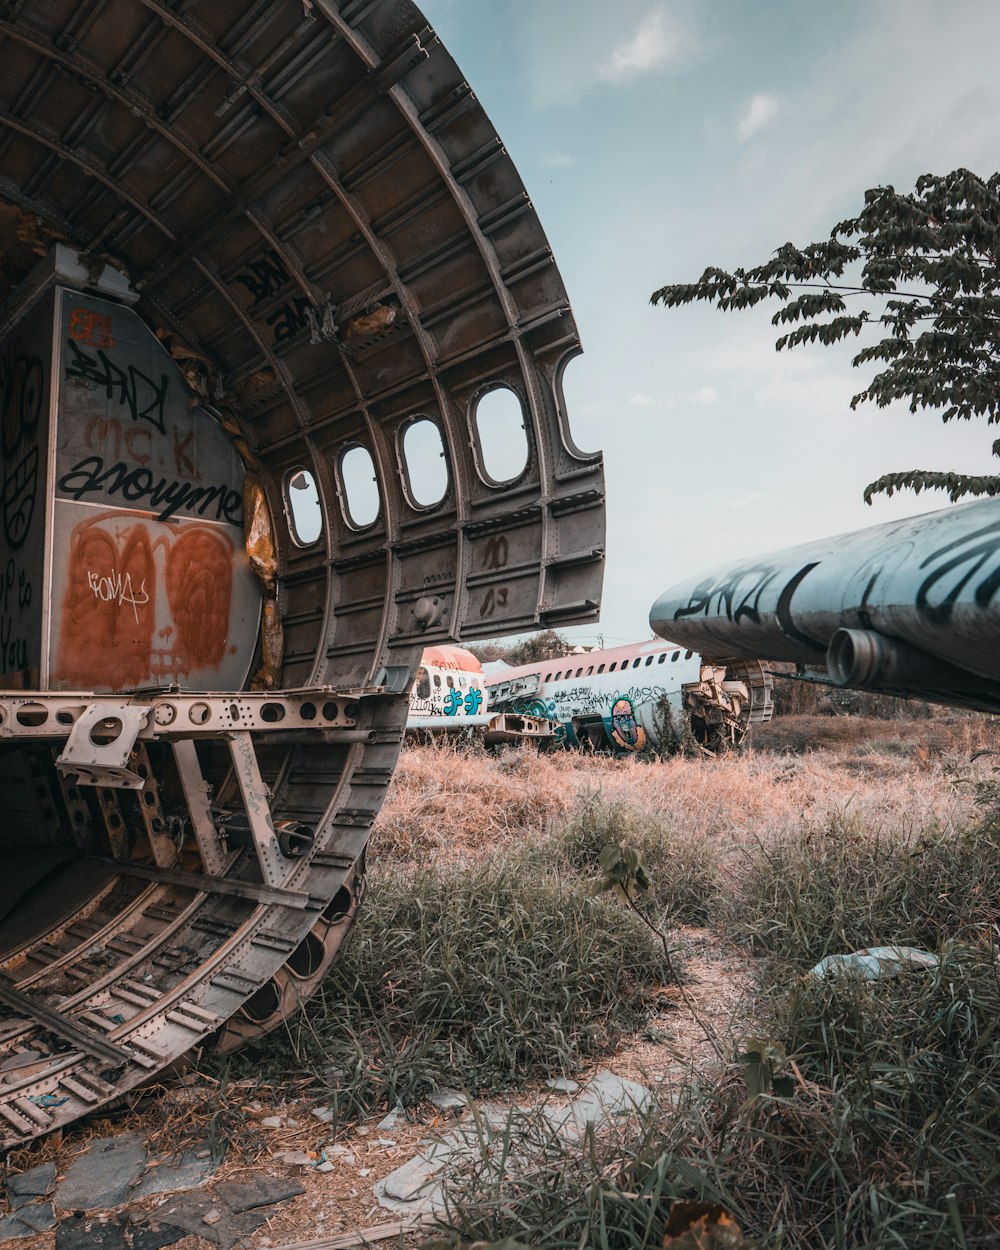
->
[687,386,718,405]
[737,92,782,142]
[599,9,680,84]
[629,392,676,409]
[540,152,578,168]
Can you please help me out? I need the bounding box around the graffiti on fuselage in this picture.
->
[410,651,487,719]
[443,687,484,716]
[609,696,647,751]
[510,682,672,752]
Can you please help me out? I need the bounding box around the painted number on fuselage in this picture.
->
[484,535,509,569]
[479,586,508,619]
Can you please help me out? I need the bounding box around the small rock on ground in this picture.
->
[7,1162,56,1206]
[55,1216,129,1250]
[214,1173,305,1213]
[0,1202,56,1242]
[55,1135,147,1212]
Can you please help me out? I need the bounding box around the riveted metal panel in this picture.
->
[0,0,604,1144]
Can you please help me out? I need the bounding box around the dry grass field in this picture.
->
[8,712,1000,1250]
[373,709,998,867]
[353,713,1000,1250]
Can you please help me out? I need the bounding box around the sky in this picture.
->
[419,0,1000,648]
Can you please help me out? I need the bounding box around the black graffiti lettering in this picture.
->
[0,557,32,672]
[916,520,1000,623]
[2,353,42,454]
[235,249,291,304]
[59,456,125,498]
[57,456,243,525]
[0,613,27,673]
[267,296,312,345]
[0,349,44,551]
[121,468,154,502]
[774,562,826,653]
[148,477,192,514]
[3,446,38,550]
[0,559,16,614]
[478,586,509,619]
[673,565,779,624]
[65,339,168,434]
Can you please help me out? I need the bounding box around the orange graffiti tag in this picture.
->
[57,518,154,691]
[69,308,114,349]
[55,513,235,692]
[166,527,233,669]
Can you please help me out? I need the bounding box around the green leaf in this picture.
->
[598,843,622,872]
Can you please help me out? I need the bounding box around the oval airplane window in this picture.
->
[340,445,380,528]
[472,386,528,483]
[401,418,448,507]
[286,468,322,546]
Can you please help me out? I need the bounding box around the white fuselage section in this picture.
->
[408,648,488,721]
[485,639,703,752]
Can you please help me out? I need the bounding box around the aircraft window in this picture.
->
[645,656,653,666]
[401,417,449,508]
[576,667,583,677]
[339,445,380,528]
[671,652,679,662]
[446,675,455,688]
[472,385,529,484]
[433,674,441,687]
[597,664,605,673]
[632,658,641,668]
[658,653,666,663]
[609,662,617,672]
[685,650,693,659]
[587,666,594,676]
[555,671,562,681]
[416,668,430,699]
[285,468,323,546]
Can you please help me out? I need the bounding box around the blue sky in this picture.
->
[421,0,999,647]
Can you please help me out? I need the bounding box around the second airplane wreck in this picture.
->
[650,496,1000,713]
[406,641,773,754]
[406,646,555,746]
[483,639,772,753]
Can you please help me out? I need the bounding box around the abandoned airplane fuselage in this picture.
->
[0,0,605,1145]
[485,639,773,752]
[650,497,1000,713]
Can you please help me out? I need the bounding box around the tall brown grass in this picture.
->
[373,722,994,866]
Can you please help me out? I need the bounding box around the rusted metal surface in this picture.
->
[0,0,604,1144]
[650,498,1000,712]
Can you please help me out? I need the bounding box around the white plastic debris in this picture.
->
[809,946,940,980]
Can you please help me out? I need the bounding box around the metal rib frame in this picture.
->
[0,0,604,1145]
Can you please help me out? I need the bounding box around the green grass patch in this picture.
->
[556,791,720,925]
[221,853,668,1119]
[437,946,1000,1250]
[717,815,1000,965]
